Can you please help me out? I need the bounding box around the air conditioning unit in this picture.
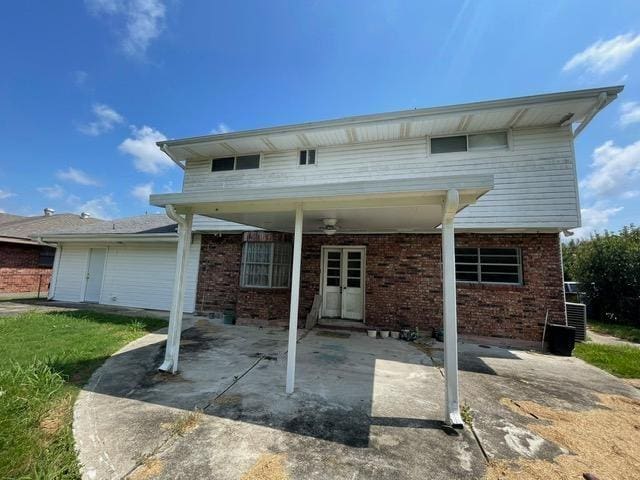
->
[565,302,587,342]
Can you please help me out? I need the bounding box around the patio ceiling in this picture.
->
[150,174,494,233]
[159,86,622,163]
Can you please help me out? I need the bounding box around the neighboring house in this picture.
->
[41,214,256,311]
[144,86,621,426]
[0,209,100,297]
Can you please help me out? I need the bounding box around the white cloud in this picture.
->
[211,123,231,134]
[580,140,640,199]
[569,204,623,240]
[79,194,119,220]
[619,101,640,127]
[56,167,101,186]
[0,189,15,200]
[73,70,89,86]
[37,184,65,199]
[131,182,154,203]
[78,103,124,136]
[119,125,173,174]
[86,0,166,58]
[563,33,640,75]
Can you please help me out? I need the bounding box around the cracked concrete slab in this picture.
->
[74,321,639,480]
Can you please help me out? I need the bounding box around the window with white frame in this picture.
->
[455,247,522,284]
[240,242,292,288]
[299,149,316,165]
[212,154,260,172]
[430,132,508,154]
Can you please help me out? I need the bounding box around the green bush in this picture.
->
[564,225,640,325]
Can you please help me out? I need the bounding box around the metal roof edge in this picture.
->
[158,86,624,148]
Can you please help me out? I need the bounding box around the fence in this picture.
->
[0,272,51,299]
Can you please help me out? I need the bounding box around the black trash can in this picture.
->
[547,324,576,356]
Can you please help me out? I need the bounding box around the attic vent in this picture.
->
[44,208,55,216]
[80,212,91,219]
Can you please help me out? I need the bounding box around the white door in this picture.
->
[321,247,365,320]
[84,248,106,303]
[322,249,342,317]
[341,248,364,320]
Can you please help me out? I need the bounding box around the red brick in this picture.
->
[0,243,52,294]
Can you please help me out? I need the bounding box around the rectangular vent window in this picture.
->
[211,154,260,172]
[299,149,316,166]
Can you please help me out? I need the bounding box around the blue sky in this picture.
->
[1,1,639,238]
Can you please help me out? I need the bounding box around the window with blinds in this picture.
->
[455,247,522,284]
[240,242,292,288]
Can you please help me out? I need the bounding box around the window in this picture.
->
[241,242,292,288]
[299,149,316,165]
[455,247,522,284]
[430,132,508,154]
[212,154,260,172]
[38,247,56,267]
[431,135,467,154]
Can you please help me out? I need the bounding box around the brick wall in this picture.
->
[195,232,566,341]
[0,243,52,294]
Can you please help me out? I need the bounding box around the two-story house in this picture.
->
[145,85,622,426]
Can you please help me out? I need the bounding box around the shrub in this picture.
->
[565,225,640,325]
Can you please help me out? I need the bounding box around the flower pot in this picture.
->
[380,330,390,338]
[367,330,377,338]
[390,331,400,339]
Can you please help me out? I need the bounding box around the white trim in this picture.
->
[48,246,62,300]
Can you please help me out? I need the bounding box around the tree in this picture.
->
[565,225,640,325]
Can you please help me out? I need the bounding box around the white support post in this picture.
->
[159,206,193,374]
[442,189,463,428]
[286,205,304,394]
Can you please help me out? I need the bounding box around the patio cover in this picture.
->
[150,174,494,428]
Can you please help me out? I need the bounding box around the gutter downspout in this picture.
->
[160,144,186,170]
[159,205,193,373]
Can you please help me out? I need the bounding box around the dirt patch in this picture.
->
[39,394,73,438]
[127,458,165,480]
[162,410,202,436]
[213,394,242,406]
[241,453,288,480]
[485,394,640,480]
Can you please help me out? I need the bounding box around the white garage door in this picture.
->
[52,238,201,312]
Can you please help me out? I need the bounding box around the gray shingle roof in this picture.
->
[0,213,103,240]
[38,214,257,237]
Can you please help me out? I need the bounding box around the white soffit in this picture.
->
[162,86,623,160]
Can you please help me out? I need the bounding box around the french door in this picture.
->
[321,247,365,320]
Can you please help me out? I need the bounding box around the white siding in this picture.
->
[50,237,201,312]
[51,244,89,302]
[182,126,579,229]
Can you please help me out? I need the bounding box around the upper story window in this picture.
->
[299,149,316,166]
[212,154,260,172]
[455,247,522,285]
[430,132,508,154]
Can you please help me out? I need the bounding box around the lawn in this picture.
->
[574,342,640,378]
[588,321,640,344]
[0,310,165,479]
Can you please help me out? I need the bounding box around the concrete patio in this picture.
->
[72,317,640,480]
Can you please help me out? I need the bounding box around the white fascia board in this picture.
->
[150,174,494,209]
[39,233,180,243]
[158,86,623,149]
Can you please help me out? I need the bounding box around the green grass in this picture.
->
[574,342,640,379]
[0,310,165,479]
[589,321,640,344]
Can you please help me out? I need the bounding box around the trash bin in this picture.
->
[223,310,236,325]
[547,324,576,356]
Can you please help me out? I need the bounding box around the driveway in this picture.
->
[74,319,640,480]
